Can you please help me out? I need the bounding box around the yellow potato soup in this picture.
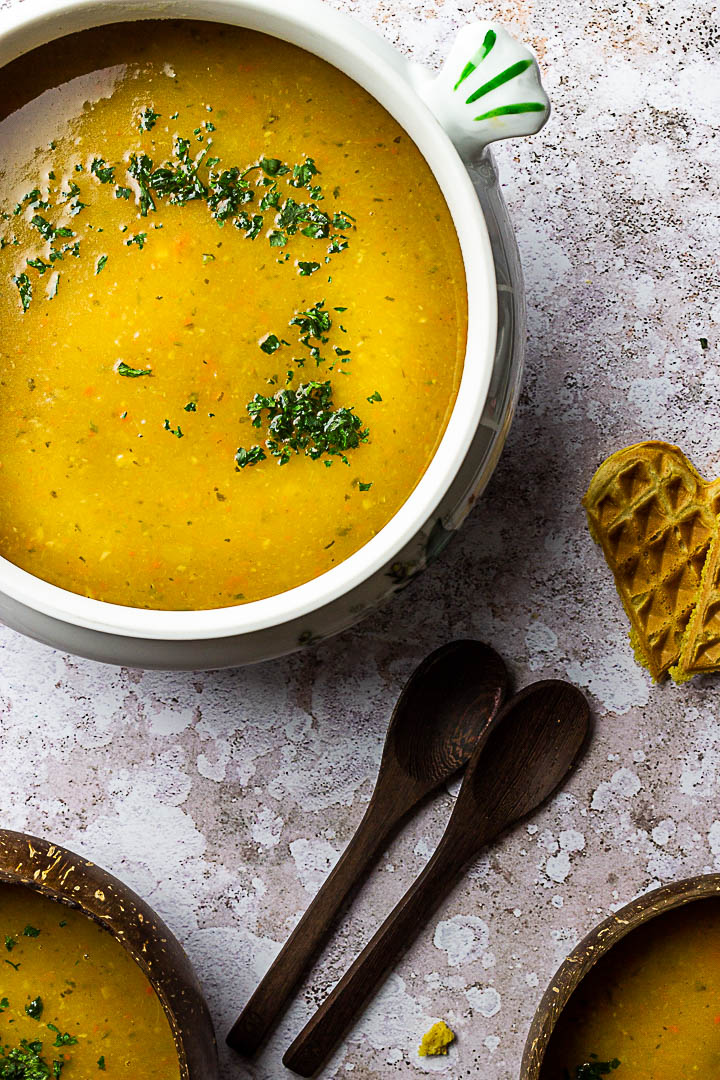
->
[0,884,180,1079]
[541,899,720,1079]
[0,22,466,609]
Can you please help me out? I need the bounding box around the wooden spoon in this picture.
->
[283,679,590,1077]
[227,640,508,1056]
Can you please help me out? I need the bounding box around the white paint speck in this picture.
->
[466,985,501,1018]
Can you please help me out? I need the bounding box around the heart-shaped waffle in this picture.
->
[671,526,720,682]
[583,441,720,681]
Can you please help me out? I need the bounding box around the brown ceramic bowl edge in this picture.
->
[520,873,720,1079]
[0,828,218,1080]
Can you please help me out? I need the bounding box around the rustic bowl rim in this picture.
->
[521,873,720,1079]
[0,0,497,641]
[0,827,218,1080]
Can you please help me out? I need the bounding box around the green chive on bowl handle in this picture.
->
[413,23,550,160]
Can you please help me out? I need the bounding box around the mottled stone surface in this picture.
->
[0,0,719,1077]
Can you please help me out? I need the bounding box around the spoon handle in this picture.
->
[227,792,411,1057]
[282,829,474,1077]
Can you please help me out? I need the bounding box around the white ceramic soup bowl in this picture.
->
[0,0,549,668]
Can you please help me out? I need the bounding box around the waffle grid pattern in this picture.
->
[673,530,720,680]
[584,443,720,681]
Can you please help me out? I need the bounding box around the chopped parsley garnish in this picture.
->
[90,158,115,184]
[163,420,184,438]
[208,167,253,221]
[95,255,108,275]
[237,380,368,468]
[138,106,160,132]
[97,1057,105,1071]
[24,997,43,1020]
[0,1038,65,1080]
[46,1027,77,1049]
[115,186,131,200]
[116,362,151,378]
[13,188,42,215]
[566,1059,621,1079]
[260,334,287,355]
[290,157,319,191]
[0,998,8,1012]
[259,157,290,178]
[358,481,372,491]
[235,446,267,468]
[125,232,147,249]
[12,273,32,313]
[298,261,320,276]
[5,937,16,951]
[290,300,332,342]
[30,216,73,241]
[184,401,197,412]
[22,927,40,938]
[366,390,382,403]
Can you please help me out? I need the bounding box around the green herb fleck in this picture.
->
[22,927,40,939]
[0,997,8,1012]
[358,481,372,491]
[97,1057,106,1071]
[4,937,15,952]
[12,273,32,313]
[163,420,184,438]
[260,334,288,355]
[46,1025,77,1048]
[700,337,709,350]
[115,186,131,200]
[139,106,160,132]
[25,997,43,1020]
[116,362,151,378]
[235,446,267,468]
[95,254,108,275]
[260,157,290,178]
[297,261,320,276]
[27,258,52,275]
[90,158,115,184]
[126,232,147,249]
[566,1059,621,1080]
[366,391,382,403]
[30,215,73,242]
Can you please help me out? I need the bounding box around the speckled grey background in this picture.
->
[0,0,719,1076]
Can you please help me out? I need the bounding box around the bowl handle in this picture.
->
[410,23,550,161]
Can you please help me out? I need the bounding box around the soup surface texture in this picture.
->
[0,22,466,609]
[0,884,180,1079]
[541,899,720,1079]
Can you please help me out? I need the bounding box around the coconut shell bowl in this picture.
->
[0,828,218,1080]
[521,873,720,1079]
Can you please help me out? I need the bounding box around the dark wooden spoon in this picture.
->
[227,640,508,1057]
[283,679,590,1077]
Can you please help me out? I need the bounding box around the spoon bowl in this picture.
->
[387,639,509,784]
[464,680,591,841]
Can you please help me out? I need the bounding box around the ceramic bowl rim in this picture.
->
[0,0,497,641]
[521,873,720,1079]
